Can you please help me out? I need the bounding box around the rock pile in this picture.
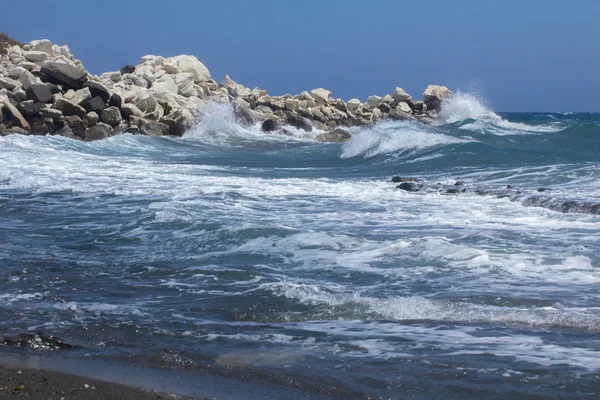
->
[0,38,453,142]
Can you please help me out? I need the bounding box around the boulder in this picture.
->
[398,102,412,113]
[102,71,122,82]
[26,84,53,103]
[161,107,194,136]
[23,51,49,62]
[83,81,111,102]
[120,64,136,74]
[347,98,361,112]
[261,118,281,132]
[65,115,87,136]
[310,88,331,106]
[18,100,45,117]
[134,92,157,113]
[174,73,196,97]
[31,117,55,135]
[3,101,30,130]
[54,126,81,140]
[84,112,99,127]
[366,95,383,108]
[85,122,113,141]
[392,87,412,103]
[100,106,123,126]
[233,99,258,126]
[152,74,178,94]
[71,87,92,105]
[16,70,37,91]
[284,113,313,132]
[82,96,107,113]
[173,55,211,83]
[0,77,20,91]
[422,85,452,112]
[120,103,144,119]
[41,62,88,89]
[388,106,415,120]
[20,62,37,71]
[29,39,54,55]
[315,128,351,143]
[38,108,63,119]
[130,116,169,136]
[411,101,425,113]
[284,98,301,111]
[8,67,28,79]
[396,182,423,192]
[108,93,122,108]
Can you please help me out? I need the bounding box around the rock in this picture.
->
[12,89,27,103]
[396,182,423,192]
[6,126,29,134]
[130,116,169,136]
[108,93,122,108]
[38,108,63,119]
[26,84,53,103]
[366,95,383,108]
[65,115,87,136]
[389,106,415,120]
[0,77,20,91]
[173,55,211,83]
[71,87,92,105]
[347,98,361,112]
[100,106,122,126]
[41,62,88,89]
[23,51,49,62]
[102,71,122,82]
[120,64,136,74]
[398,102,412,113]
[422,85,452,112]
[29,39,53,54]
[84,112,99,127]
[18,101,45,117]
[152,74,178,94]
[20,62,37,71]
[120,103,144,119]
[411,101,425,113]
[3,101,30,130]
[134,92,157,113]
[392,87,412,103]
[285,113,313,132]
[54,126,81,140]
[82,81,111,102]
[85,122,113,141]
[174,73,196,97]
[161,107,194,136]
[31,117,55,134]
[315,128,351,143]
[233,99,258,126]
[379,102,392,113]
[391,176,423,183]
[261,118,281,132]
[310,88,331,106]
[82,96,107,113]
[8,67,28,79]
[284,98,301,111]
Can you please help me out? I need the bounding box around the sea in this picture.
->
[1,93,599,399]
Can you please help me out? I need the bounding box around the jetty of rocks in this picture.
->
[0,39,453,142]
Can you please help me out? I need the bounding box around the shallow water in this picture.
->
[0,96,599,399]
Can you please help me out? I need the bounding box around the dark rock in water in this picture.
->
[6,126,29,134]
[537,188,552,192]
[65,115,86,137]
[82,96,107,113]
[0,124,7,136]
[26,83,53,103]
[162,108,192,136]
[0,334,77,350]
[41,62,88,89]
[108,93,122,108]
[391,176,423,183]
[100,106,122,127]
[130,116,169,137]
[18,100,45,117]
[233,99,257,126]
[85,122,113,141]
[120,64,136,74]
[397,181,423,192]
[83,81,111,102]
[261,118,281,133]
[315,128,351,143]
[446,187,466,194]
[285,112,313,132]
[507,185,514,189]
[54,126,81,140]
[454,181,464,186]
[31,117,55,135]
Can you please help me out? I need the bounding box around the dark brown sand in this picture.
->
[0,365,202,400]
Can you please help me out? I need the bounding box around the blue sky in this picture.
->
[3,0,599,112]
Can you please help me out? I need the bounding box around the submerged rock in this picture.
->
[315,128,351,143]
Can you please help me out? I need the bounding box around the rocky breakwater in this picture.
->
[0,38,453,142]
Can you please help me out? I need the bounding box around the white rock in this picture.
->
[29,39,53,55]
[347,98,361,112]
[52,44,72,58]
[134,92,157,113]
[9,45,23,57]
[366,95,383,108]
[162,61,181,75]
[174,73,196,97]
[8,67,28,79]
[19,71,39,90]
[173,55,210,83]
[0,77,20,91]
[398,102,412,113]
[23,51,49,62]
[140,55,161,65]
[72,88,92,105]
[392,87,412,103]
[101,71,122,82]
[310,88,331,106]
[422,85,452,112]
[20,62,37,71]
[152,75,178,94]
[284,98,301,111]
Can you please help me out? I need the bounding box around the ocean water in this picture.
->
[0,95,599,399]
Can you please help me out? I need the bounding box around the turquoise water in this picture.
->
[1,96,599,399]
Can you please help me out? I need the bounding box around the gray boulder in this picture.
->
[3,102,30,130]
[100,106,122,126]
[84,112,99,127]
[85,122,113,141]
[65,115,87,137]
[284,112,313,132]
[31,117,55,135]
[315,128,351,143]
[18,101,45,117]
[261,118,281,132]
[54,98,87,118]
[422,85,452,112]
[26,84,53,103]
[83,81,111,102]
[41,62,88,89]
[82,96,107,113]
[161,108,193,136]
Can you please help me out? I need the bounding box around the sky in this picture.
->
[3,0,599,112]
